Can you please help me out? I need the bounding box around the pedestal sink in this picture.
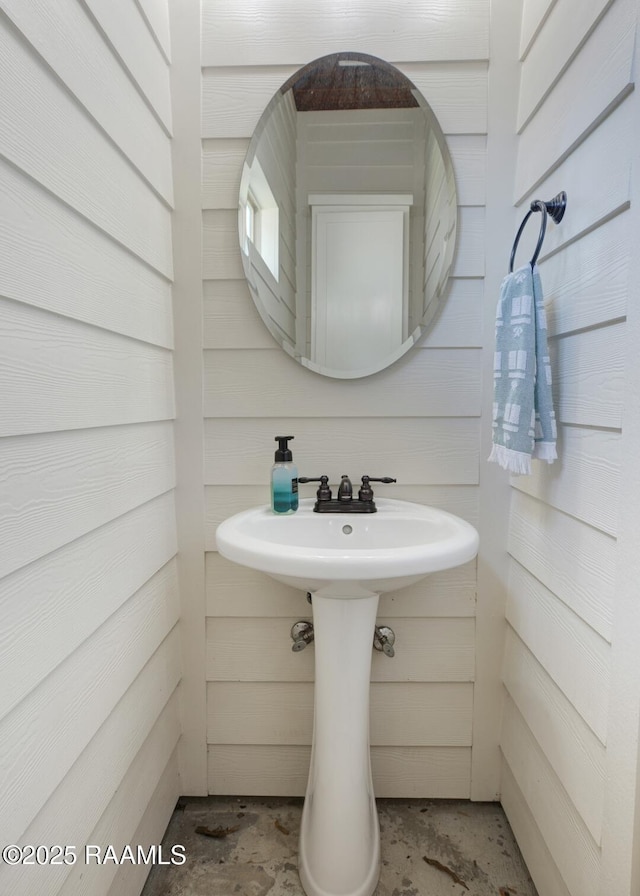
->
[216,497,479,896]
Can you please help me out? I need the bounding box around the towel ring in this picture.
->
[509,191,567,272]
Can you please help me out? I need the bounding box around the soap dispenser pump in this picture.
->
[271,436,298,514]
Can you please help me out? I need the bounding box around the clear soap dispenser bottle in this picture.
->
[271,436,298,514]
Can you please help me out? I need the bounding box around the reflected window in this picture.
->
[240,160,279,281]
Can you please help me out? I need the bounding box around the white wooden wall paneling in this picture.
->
[512,426,620,537]
[204,418,479,483]
[514,0,635,198]
[202,66,296,139]
[517,97,632,259]
[1,0,173,202]
[202,138,249,208]
[202,135,486,210]
[371,745,467,798]
[501,698,601,896]
[503,630,606,843]
[80,0,173,131]
[520,0,558,59]
[506,562,610,743]
[203,206,484,281]
[207,745,471,799]
[448,136,487,206]
[203,277,483,351]
[594,28,640,887]
[401,62,488,134]
[371,681,473,747]
[451,207,485,276]
[0,2,179,891]
[206,744,308,796]
[506,3,638,886]
[551,322,625,428]
[203,351,482,419]
[201,0,490,66]
[206,553,477,619]
[4,633,180,896]
[0,24,172,277]
[363,566,477,617]
[206,552,322,615]
[470,0,519,800]
[0,562,179,847]
[0,422,175,580]
[207,617,475,683]
[207,681,473,746]
[0,161,173,348]
[207,744,471,798]
[203,280,271,348]
[500,763,573,896]
[202,64,487,139]
[205,484,479,545]
[59,704,181,896]
[374,617,471,685]
[520,184,629,282]
[203,210,244,280]
[0,300,174,437]
[508,491,615,641]
[541,211,629,338]
[105,752,181,896]
[169,0,208,796]
[518,0,617,130]
[0,493,177,722]
[135,0,172,63]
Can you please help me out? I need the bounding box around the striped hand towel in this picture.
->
[488,263,557,475]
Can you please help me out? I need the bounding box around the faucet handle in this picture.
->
[298,475,332,502]
[359,476,397,503]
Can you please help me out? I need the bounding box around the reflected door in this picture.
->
[312,205,408,373]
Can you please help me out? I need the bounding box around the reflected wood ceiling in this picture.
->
[283,53,419,112]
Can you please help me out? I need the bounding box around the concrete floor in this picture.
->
[141,796,538,896]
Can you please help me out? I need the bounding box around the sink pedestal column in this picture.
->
[298,590,381,896]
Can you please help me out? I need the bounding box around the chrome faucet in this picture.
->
[298,475,396,513]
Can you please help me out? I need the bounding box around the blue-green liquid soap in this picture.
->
[271,463,298,514]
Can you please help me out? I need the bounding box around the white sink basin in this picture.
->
[215,497,478,596]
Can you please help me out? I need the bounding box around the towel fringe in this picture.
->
[488,444,532,476]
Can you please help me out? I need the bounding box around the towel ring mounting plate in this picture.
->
[509,191,567,272]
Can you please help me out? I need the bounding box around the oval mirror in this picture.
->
[238,52,457,379]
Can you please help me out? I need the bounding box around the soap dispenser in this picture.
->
[271,436,298,514]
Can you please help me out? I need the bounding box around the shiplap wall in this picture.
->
[201,0,489,797]
[0,2,181,894]
[500,0,640,894]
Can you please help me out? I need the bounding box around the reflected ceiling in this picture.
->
[285,52,419,111]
